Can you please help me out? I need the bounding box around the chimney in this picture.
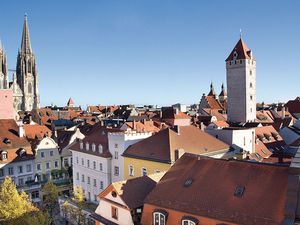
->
[175,108,179,115]
[159,110,162,119]
[174,125,180,134]
[19,124,25,138]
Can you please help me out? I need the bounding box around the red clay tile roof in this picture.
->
[100,172,165,209]
[204,96,224,110]
[145,153,289,225]
[123,126,229,163]
[23,124,52,140]
[0,119,34,163]
[123,120,160,133]
[226,38,253,61]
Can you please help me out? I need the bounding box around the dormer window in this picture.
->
[153,210,168,225]
[80,141,83,150]
[92,143,96,152]
[19,148,26,157]
[86,142,89,151]
[182,216,198,225]
[233,51,238,60]
[98,144,103,154]
[3,138,11,145]
[1,151,8,161]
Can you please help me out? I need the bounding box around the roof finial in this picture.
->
[239,28,242,39]
[24,13,28,18]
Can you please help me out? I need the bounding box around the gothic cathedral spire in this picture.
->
[0,39,9,89]
[15,15,40,111]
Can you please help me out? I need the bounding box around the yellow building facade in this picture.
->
[124,157,170,180]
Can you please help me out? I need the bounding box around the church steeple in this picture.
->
[208,81,216,97]
[20,14,32,54]
[15,15,40,111]
[0,39,9,89]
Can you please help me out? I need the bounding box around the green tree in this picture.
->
[72,186,86,225]
[42,181,59,217]
[4,210,51,225]
[0,176,37,221]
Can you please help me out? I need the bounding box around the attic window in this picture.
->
[79,141,83,150]
[19,148,26,157]
[1,151,8,161]
[92,143,96,152]
[111,191,117,198]
[3,138,11,145]
[86,142,89,151]
[98,144,103,154]
[184,178,193,188]
[234,186,245,197]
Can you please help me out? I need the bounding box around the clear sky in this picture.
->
[0,1,299,107]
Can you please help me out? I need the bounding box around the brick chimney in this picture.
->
[19,124,25,138]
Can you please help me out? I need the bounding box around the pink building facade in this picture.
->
[0,89,15,119]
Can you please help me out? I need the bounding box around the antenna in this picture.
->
[239,28,242,38]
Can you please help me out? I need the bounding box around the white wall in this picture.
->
[206,127,255,153]
[108,131,152,183]
[71,150,111,203]
[95,198,134,225]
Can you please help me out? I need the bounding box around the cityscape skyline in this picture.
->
[0,1,299,107]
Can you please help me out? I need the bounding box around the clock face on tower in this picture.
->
[233,51,238,60]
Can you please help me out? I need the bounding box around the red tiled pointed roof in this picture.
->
[226,38,253,61]
[67,97,74,105]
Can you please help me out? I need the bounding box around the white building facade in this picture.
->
[108,130,152,183]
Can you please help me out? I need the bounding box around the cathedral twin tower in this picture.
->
[0,15,40,112]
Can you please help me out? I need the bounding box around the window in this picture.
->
[31,191,39,199]
[87,160,90,168]
[153,212,166,225]
[88,192,91,201]
[111,206,118,220]
[114,166,119,176]
[18,166,23,174]
[141,167,147,176]
[18,178,24,186]
[114,151,118,159]
[100,181,104,189]
[87,176,90,184]
[181,217,198,225]
[54,161,58,168]
[250,95,253,100]
[37,164,41,171]
[76,157,79,164]
[46,162,50,170]
[114,143,118,148]
[99,163,103,171]
[80,141,83,150]
[41,152,45,158]
[234,186,245,197]
[0,169,4,177]
[243,137,246,146]
[92,143,96,152]
[26,164,31,172]
[93,161,96,170]
[250,82,253,88]
[174,150,179,161]
[250,70,252,75]
[8,167,14,175]
[1,151,8,160]
[64,158,68,167]
[82,174,85,182]
[182,220,196,225]
[81,158,84,166]
[76,172,79,180]
[98,144,103,153]
[86,142,89,151]
[129,165,134,177]
[93,179,97,187]
[94,195,97,202]
[28,82,32,94]
[50,151,53,157]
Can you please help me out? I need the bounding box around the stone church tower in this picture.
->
[15,15,40,111]
[226,37,256,123]
[0,41,9,89]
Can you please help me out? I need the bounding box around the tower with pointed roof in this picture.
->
[208,82,216,98]
[15,15,40,111]
[0,40,9,89]
[218,83,227,104]
[226,37,256,123]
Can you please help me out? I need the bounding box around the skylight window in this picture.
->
[184,178,193,187]
[234,186,245,197]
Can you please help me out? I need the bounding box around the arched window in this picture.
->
[85,142,89,151]
[182,216,198,225]
[28,60,32,73]
[92,143,96,152]
[1,151,8,161]
[79,141,83,150]
[182,220,196,225]
[98,144,103,154]
[28,82,32,94]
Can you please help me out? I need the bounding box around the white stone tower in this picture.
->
[0,40,9,89]
[16,15,40,111]
[226,37,256,123]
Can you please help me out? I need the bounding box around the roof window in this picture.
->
[183,178,193,188]
[234,186,245,197]
[3,138,11,145]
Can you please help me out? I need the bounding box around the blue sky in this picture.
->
[0,1,299,107]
